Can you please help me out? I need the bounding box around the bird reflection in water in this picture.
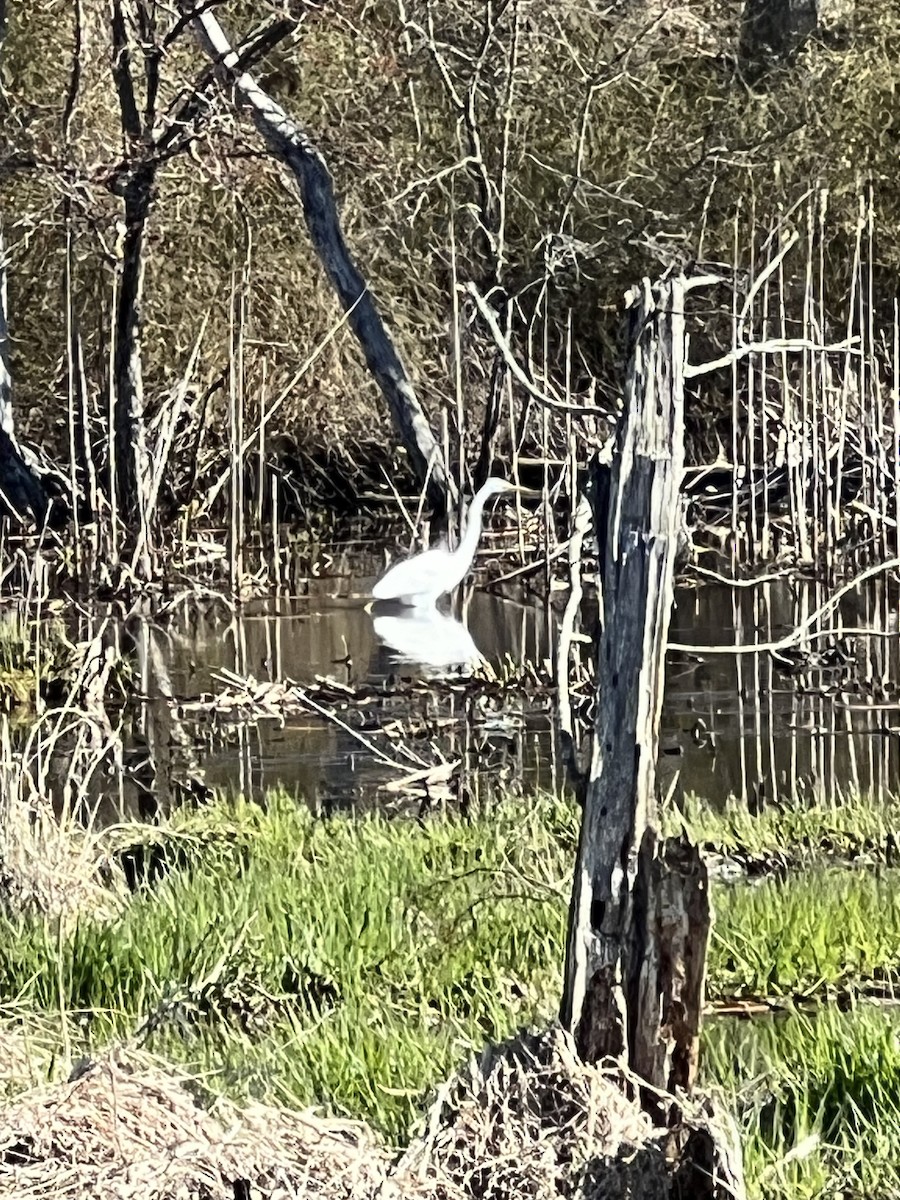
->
[370,602,483,677]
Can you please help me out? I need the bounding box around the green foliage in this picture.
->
[0,792,574,1138]
[705,1006,900,1200]
[675,790,900,863]
[712,866,900,998]
[0,610,78,709]
[5,785,900,1189]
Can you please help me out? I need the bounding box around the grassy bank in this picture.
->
[1,794,574,1134]
[3,790,900,1197]
[706,1006,900,1199]
[677,790,900,866]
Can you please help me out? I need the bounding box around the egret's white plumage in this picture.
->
[372,477,519,607]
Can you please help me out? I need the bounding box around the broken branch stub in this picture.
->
[561,276,708,1094]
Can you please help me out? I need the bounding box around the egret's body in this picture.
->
[372,477,518,607]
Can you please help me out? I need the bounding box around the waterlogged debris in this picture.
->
[178,670,472,800]
[471,650,552,688]
[178,663,554,725]
[381,759,459,802]
[169,661,557,804]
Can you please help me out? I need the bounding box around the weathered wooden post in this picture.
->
[560,275,711,1096]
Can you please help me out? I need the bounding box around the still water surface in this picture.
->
[114,549,900,813]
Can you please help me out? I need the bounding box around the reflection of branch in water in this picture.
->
[670,556,900,656]
[687,564,795,588]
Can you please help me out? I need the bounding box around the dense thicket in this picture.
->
[1,0,898,511]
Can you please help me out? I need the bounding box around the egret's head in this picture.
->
[478,477,542,503]
[480,476,519,501]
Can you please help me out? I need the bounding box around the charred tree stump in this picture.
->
[560,276,708,1093]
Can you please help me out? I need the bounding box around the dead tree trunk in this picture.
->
[109,0,153,548]
[560,276,708,1094]
[112,175,153,526]
[183,3,454,513]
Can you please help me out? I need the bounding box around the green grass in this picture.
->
[0,792,575,1139]
[674,790,900,864]
[712,866,900,999]
[704,1005,900,1200]
[4,789,900,1197]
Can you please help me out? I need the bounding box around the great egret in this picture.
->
[372,477,525,607]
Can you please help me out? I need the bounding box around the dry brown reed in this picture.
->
[392,1027,668,1199]
[697,185,900,577]
[0,1029,743,1200]
[0,632,128,922]
[0,1052,386,1200]
[0,756,125,924]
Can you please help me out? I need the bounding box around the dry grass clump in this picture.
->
[0,791,125,924]
[0,1029,743,1200]
[0,1053,387,1200]
[389,1027,740,1200]
[0,1020,59,1102]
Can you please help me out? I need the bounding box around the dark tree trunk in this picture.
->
[113,175,153,522]
[184,3,454,513]
[0,225,53,528]
[0,7,54,529]
[560,276,706,1091]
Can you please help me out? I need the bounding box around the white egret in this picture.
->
[372,477,525,607]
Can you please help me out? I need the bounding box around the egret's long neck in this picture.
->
[455,490,490,564]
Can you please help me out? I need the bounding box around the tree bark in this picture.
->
[560,276,706,1094]
[113,175,153,524]
[183,3,454,512]
[109,0,153,539]
[0,225,14,442]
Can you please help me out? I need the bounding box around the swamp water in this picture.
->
[34,545,900,817]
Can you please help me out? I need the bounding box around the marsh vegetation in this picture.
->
[2,0,900,1197]
[3,791,900,1198]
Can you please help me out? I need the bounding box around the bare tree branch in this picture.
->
[181,0,454,509]
[686,336,860,379]
[465,283,611,418]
